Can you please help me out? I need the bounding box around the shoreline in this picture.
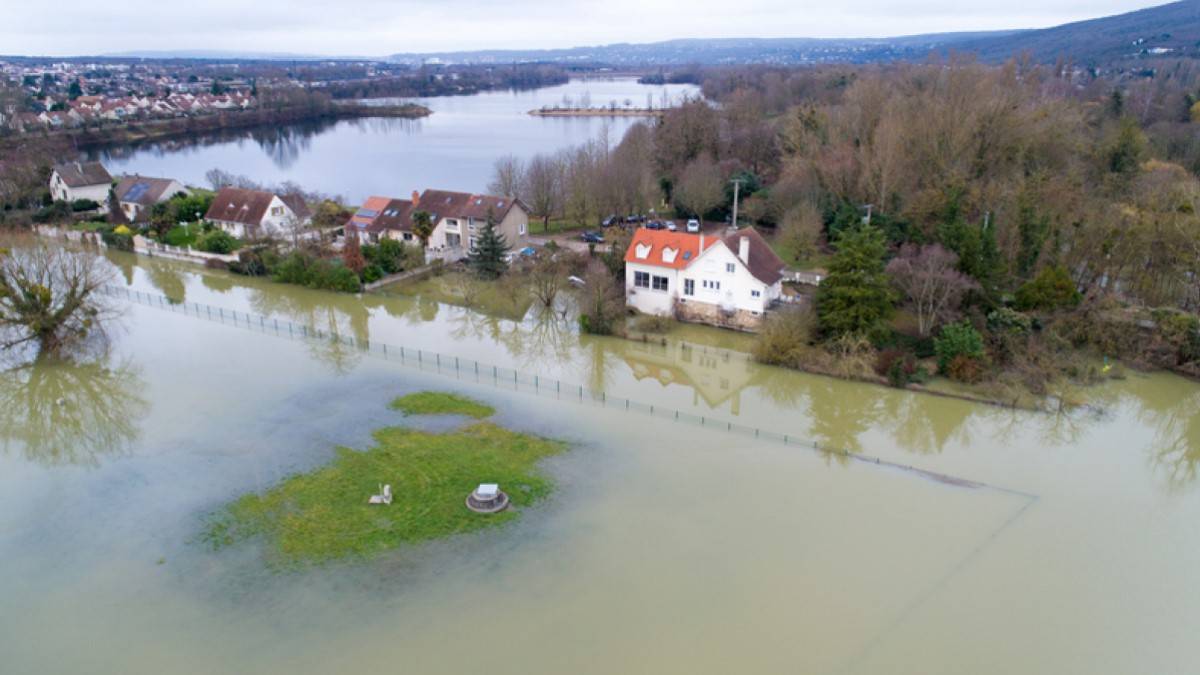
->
[528,107,666,117]
[6,103,431,151]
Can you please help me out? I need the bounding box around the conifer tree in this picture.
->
[816,223,894,339]
[467,210,510,279]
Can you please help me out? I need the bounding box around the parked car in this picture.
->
[581,231,605,244]
[686,219,701,233]
[644,220,665,230]
[602,214,619,227]
[666,221,678,231]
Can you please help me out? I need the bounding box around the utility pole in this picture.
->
[730,178,743,231]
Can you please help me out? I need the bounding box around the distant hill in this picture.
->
[948,1,1200,64]
[101,50,366,61]
[385,33,1022,67]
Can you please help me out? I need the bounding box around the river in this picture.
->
[1,253,1198,674]
[88,78,700,203]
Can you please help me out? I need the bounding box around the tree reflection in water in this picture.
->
[248,288,370,374]
[0,354,148,467]
[1135,378,1200,491]
[145,260,187,305]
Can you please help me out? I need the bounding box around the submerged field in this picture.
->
[206,392,565,564]
[1,255,1199,675]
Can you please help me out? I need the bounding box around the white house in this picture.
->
[204,186,312,239]
[49,161,112,207]
[624,227,786,331]
[113,174,189,223]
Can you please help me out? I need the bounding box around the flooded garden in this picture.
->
[1,251,1198,674]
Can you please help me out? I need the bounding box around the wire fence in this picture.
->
[101,284,1037,499]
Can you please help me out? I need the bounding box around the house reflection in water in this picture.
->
[622,339,757,415]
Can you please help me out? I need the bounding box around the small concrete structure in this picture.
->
[466,483,509,513]
[368,484,392,505]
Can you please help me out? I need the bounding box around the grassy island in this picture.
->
[205,392,565,565]
[390,391,496,418]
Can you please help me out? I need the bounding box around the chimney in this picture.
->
[738,236,750,265]
[699,233,705,252]
[411,190,420,206]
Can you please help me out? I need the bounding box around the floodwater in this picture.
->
[2,253,1199,674]
[89,78,699,202]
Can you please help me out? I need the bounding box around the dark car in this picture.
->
[601,214,619,227]
[644,220,665,230]
[581,231,605,244]
[625,214,645,224]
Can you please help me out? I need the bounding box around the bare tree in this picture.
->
[886,244,977,337]
[521,154,563,232]
[488,155,525,198]
[0,236,116,357]
[527,254,568,308]
[672,155,724,219]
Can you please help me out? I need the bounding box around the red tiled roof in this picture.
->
[624,229,717,270]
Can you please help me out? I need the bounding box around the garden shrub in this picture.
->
[935,320,985,374]
[987,307,1033,334]
[362,265,384,284]
[753,307,817,369]
[1015,265,1081,311]
[196,230,238,254]
[70,198,100,212]
[33,200,72,223]
[101,227,133,251]
[946,354,985,383]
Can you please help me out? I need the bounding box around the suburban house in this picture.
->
[113,175,189,223]
[344,196,418,244]
[49,161,112,208]
[624,227,786,330]
[204,186,312,239]
[343,189,529,253]
[411,189,528,251]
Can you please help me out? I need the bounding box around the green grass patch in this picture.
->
[162,225,198,247]
[204,420,566,565]
[390,391,495,418]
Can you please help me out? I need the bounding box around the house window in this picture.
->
[634,271,650,288]
[703,280,720,291]
[652,276,669,291]
[683,279,694,296]
[751,290,761,298]
[270,206,283,216]
[518,222,526,235]
[726,263,736,274]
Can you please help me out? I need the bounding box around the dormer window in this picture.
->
[661,247,677,264]
[635,243,651,259]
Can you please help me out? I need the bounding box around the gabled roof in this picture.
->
[371,198,415,233]
[416,189,520,223]
[205,187,308,225]
[114,175,181,206]
[52,161,111,188]
[346,196,413,234]
[624,229,717,270]
[721,227,787,286]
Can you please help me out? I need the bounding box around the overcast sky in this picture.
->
[0,0,1173,57]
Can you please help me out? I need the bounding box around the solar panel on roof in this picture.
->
[124,182,151,202]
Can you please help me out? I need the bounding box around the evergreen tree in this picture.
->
[467,210,510,279]
[816,223,894,339]
[411,210,433,249]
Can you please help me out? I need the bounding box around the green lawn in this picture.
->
[391,391,495,418]
[162,225,198,247]
[204,392,565,565]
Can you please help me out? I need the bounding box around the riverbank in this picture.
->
[529,107,666,117]
[203,391,566,566]
[9,102,430,150]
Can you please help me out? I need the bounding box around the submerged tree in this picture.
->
[0,237,116,357]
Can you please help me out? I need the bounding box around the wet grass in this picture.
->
[391,391,495,418]
[204,392,566,565]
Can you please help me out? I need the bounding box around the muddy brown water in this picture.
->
[1,253,1197,674]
